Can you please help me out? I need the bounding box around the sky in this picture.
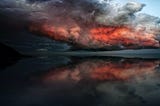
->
[140,0,160,17]
[0,0,160,53]
[115,0,160,17]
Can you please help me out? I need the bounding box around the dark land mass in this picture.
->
[0,42,26,70]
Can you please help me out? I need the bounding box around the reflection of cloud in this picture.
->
[2,57,160,106]
[37,58,160,106]
[43,59,160,83]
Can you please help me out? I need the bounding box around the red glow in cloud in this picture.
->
[30,23,160,49]
[1,0,160,49]
[90,27,159,47]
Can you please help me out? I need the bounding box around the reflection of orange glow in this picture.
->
[90,61,157,81]
[43,59,160,82]
[30,24,160,48]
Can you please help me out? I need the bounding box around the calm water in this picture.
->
[1,57,160,106]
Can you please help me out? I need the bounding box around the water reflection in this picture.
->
[1,57,160,106]
[43,59,160,82]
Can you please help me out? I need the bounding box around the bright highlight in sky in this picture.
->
[114,0,160,17]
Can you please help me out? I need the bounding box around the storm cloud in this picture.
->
[0,0,160,49]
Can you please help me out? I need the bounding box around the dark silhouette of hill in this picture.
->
[0,42,24,70]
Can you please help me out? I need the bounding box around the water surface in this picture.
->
[1,57,160,106]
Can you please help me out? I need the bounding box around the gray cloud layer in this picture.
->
[0,0,160,49]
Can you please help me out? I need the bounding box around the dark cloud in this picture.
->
[0,0,160,49]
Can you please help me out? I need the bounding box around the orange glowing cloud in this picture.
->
[90,27,159,47]
[1,0,160,49]
[30,23,160,49]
